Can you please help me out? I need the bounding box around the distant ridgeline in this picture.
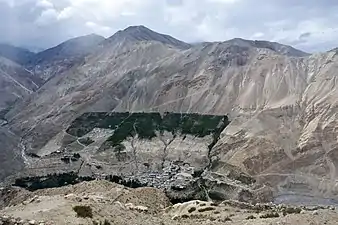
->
[66,112,229,150]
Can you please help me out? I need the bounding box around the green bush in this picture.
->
[220,217,232,222]
[93,219,111,225]
[73,205,93,218]
[67,112,230,152]
[246,215,256,220]
[197,206,216,212]
[282,207,302,216]
[78,137,95,146]
[188,207,196,213]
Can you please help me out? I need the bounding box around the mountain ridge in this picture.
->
[224,38,310,57]
[25,34,106,81]
[0,56,43,110]
[0,44,35,65]
[1,25,338,205]
[105,25,191,50]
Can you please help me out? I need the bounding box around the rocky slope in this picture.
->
[25,34,105,81]
[106,25,191,50]
[0,128,23,180]
[2,25,338,205]
[5,112,262,204]
[1,180,338,225]
[0,44,35,65]
[0,56,42,111]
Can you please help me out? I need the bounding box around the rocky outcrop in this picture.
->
[0,180,337,225]
[0,215,47,225]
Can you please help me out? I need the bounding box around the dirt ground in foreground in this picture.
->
[1,180,338,225]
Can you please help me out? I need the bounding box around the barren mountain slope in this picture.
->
[26,34,105,81]
[2,26,338,202]
[210,51,338,201]
[0,128,23,180]
[224,38,309,57]
[7,38,310,148]
[0,44,35,64]
[0,56,42,111]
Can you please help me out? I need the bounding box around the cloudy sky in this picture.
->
[0,0,337,52]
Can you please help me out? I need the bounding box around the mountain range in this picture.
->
[1,25,338,203]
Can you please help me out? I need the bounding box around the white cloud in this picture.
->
[207,0,240,3]
[64,0,145,21]
[35,8,58,26]
[1,0,338,52]
[251,32,264,39]
[36,0,53,9]
[57,6,74,20]
[85,21,112,36]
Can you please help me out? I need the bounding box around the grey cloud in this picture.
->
[166,0,183,6]
[299,32,312,40]
[0,0,337,52]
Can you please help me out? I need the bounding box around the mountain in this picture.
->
[19,45,45,53]
[226,38,309,57]
[0,44,35,64]
[105,25,191,49]
[0,127,22,180]
[26,34,106,80]
[0,56,42,111]
[2,26,338,205]
[0,56,42,179]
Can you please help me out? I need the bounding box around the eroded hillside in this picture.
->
[7,112,262,205]
[0,56,42,111]
[66,112,228,171]
[2,26,338,205]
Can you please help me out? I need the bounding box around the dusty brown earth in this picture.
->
[1,180,337,225]
[2,26,338,203]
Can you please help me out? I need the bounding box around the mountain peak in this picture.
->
[225,38,309,57]
[107,25,191,49]
[123,25,149,32]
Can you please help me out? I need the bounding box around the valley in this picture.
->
[1,25,338,224]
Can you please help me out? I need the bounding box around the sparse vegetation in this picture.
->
[260,212,279,218]
[14,172,95,191]
[181,214,190,219]
[246,215,256,220]
[73,205,93,218]
[188,207,197,213]
[93,219,111,225]
[78,137,95,146]
[282,207,302,216]
[66,112,229,152]
[0,101,15,120]
[197,206,216,212]
[220,217,232,222]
